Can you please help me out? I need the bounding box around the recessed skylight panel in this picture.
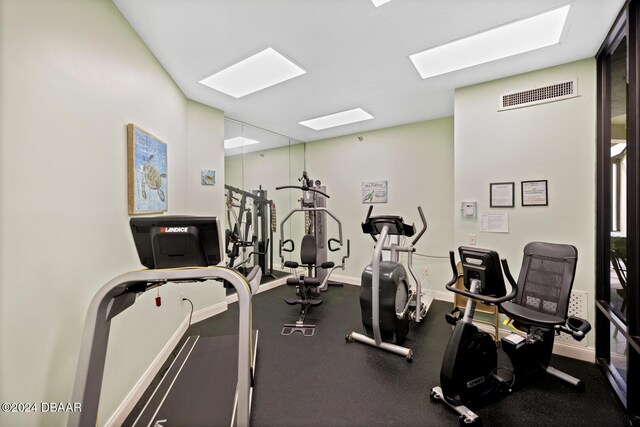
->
[409,5,571,79]
[200,48,306,98]
[299,108,374,130]
[224,137,260,149]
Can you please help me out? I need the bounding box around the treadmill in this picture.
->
[68,216,259,427]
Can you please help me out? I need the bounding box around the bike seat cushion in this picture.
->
[500,301,565,328]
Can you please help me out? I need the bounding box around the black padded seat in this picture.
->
[302,277,320,287]
[286,276,320,287]
[300,234,317,265]
[500,301,565,328]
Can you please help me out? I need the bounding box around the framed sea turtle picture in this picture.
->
[127,124,168,214]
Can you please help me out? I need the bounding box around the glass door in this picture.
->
[596,2,640,423]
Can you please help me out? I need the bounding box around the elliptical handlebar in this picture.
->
[411,206,428,246]
[365,205,374,221]
[275,185,330,199]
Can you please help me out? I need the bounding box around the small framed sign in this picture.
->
[201,170,215,186]
[521,180,548,206]
[490,182,514,208]
[362,180,388,203]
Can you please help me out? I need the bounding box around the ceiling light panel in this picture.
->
[224,136,260,149]
[409,5,571,79]
[371,0,393,7]
[299,108,374,130]
[200,48,306,98]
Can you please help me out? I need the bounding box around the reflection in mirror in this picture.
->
[223,118,305,286]
[609,36,627,323]
[609,323,628,390]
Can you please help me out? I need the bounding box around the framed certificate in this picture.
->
[490,182,514,207]
[521,180,548,206]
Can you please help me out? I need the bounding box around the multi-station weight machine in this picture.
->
[225,184,277,280]
[276,171,350,336]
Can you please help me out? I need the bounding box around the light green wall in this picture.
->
[454,58,597,346]
[224,118,456,293]
[304,118,456,291]
[0,0,226,425]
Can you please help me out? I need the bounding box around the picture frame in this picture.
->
[521,179,548,206]
[201,169,216,186]
[127,124,168,214]
[361,180,388,203]
[490,182,514,207]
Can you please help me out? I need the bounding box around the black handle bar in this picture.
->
[275,185,330,199]
[444,251,518,305]
[411,206,428,245]
[365,205,373,221]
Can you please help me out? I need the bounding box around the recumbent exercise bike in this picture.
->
[430,242,591,425]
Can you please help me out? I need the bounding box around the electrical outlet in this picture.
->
[180,291,186,302]
[469,234,477,245]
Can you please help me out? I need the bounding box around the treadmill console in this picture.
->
[130,216,222,269]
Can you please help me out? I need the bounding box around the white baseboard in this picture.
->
[433,292,595,363]
[330,273,360,286]
[431,289,454,303]
[104,315,191,427]
[192,300,228,325]
[225,275,290,304]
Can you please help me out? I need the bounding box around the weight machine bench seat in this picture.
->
[500,301,565,328]
[286,277,320,287]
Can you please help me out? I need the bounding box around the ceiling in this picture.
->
[113,0,624,154]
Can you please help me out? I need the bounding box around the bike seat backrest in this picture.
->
[511,242,577,319]
[361,215,415,237]
[300,234,317,266]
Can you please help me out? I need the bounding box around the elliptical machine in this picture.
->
[430,243,592,425]
[346,206,429,361]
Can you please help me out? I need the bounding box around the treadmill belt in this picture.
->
[129,332,257,427]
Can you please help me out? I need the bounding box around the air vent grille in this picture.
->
[500,80,578,110]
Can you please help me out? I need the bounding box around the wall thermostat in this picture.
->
[461,201,477,219]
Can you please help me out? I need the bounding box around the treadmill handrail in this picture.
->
[68,267,253,427]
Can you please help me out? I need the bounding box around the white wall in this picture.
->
[0,0,226,425]
[305,118,455,292]
[454,59,596,346]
